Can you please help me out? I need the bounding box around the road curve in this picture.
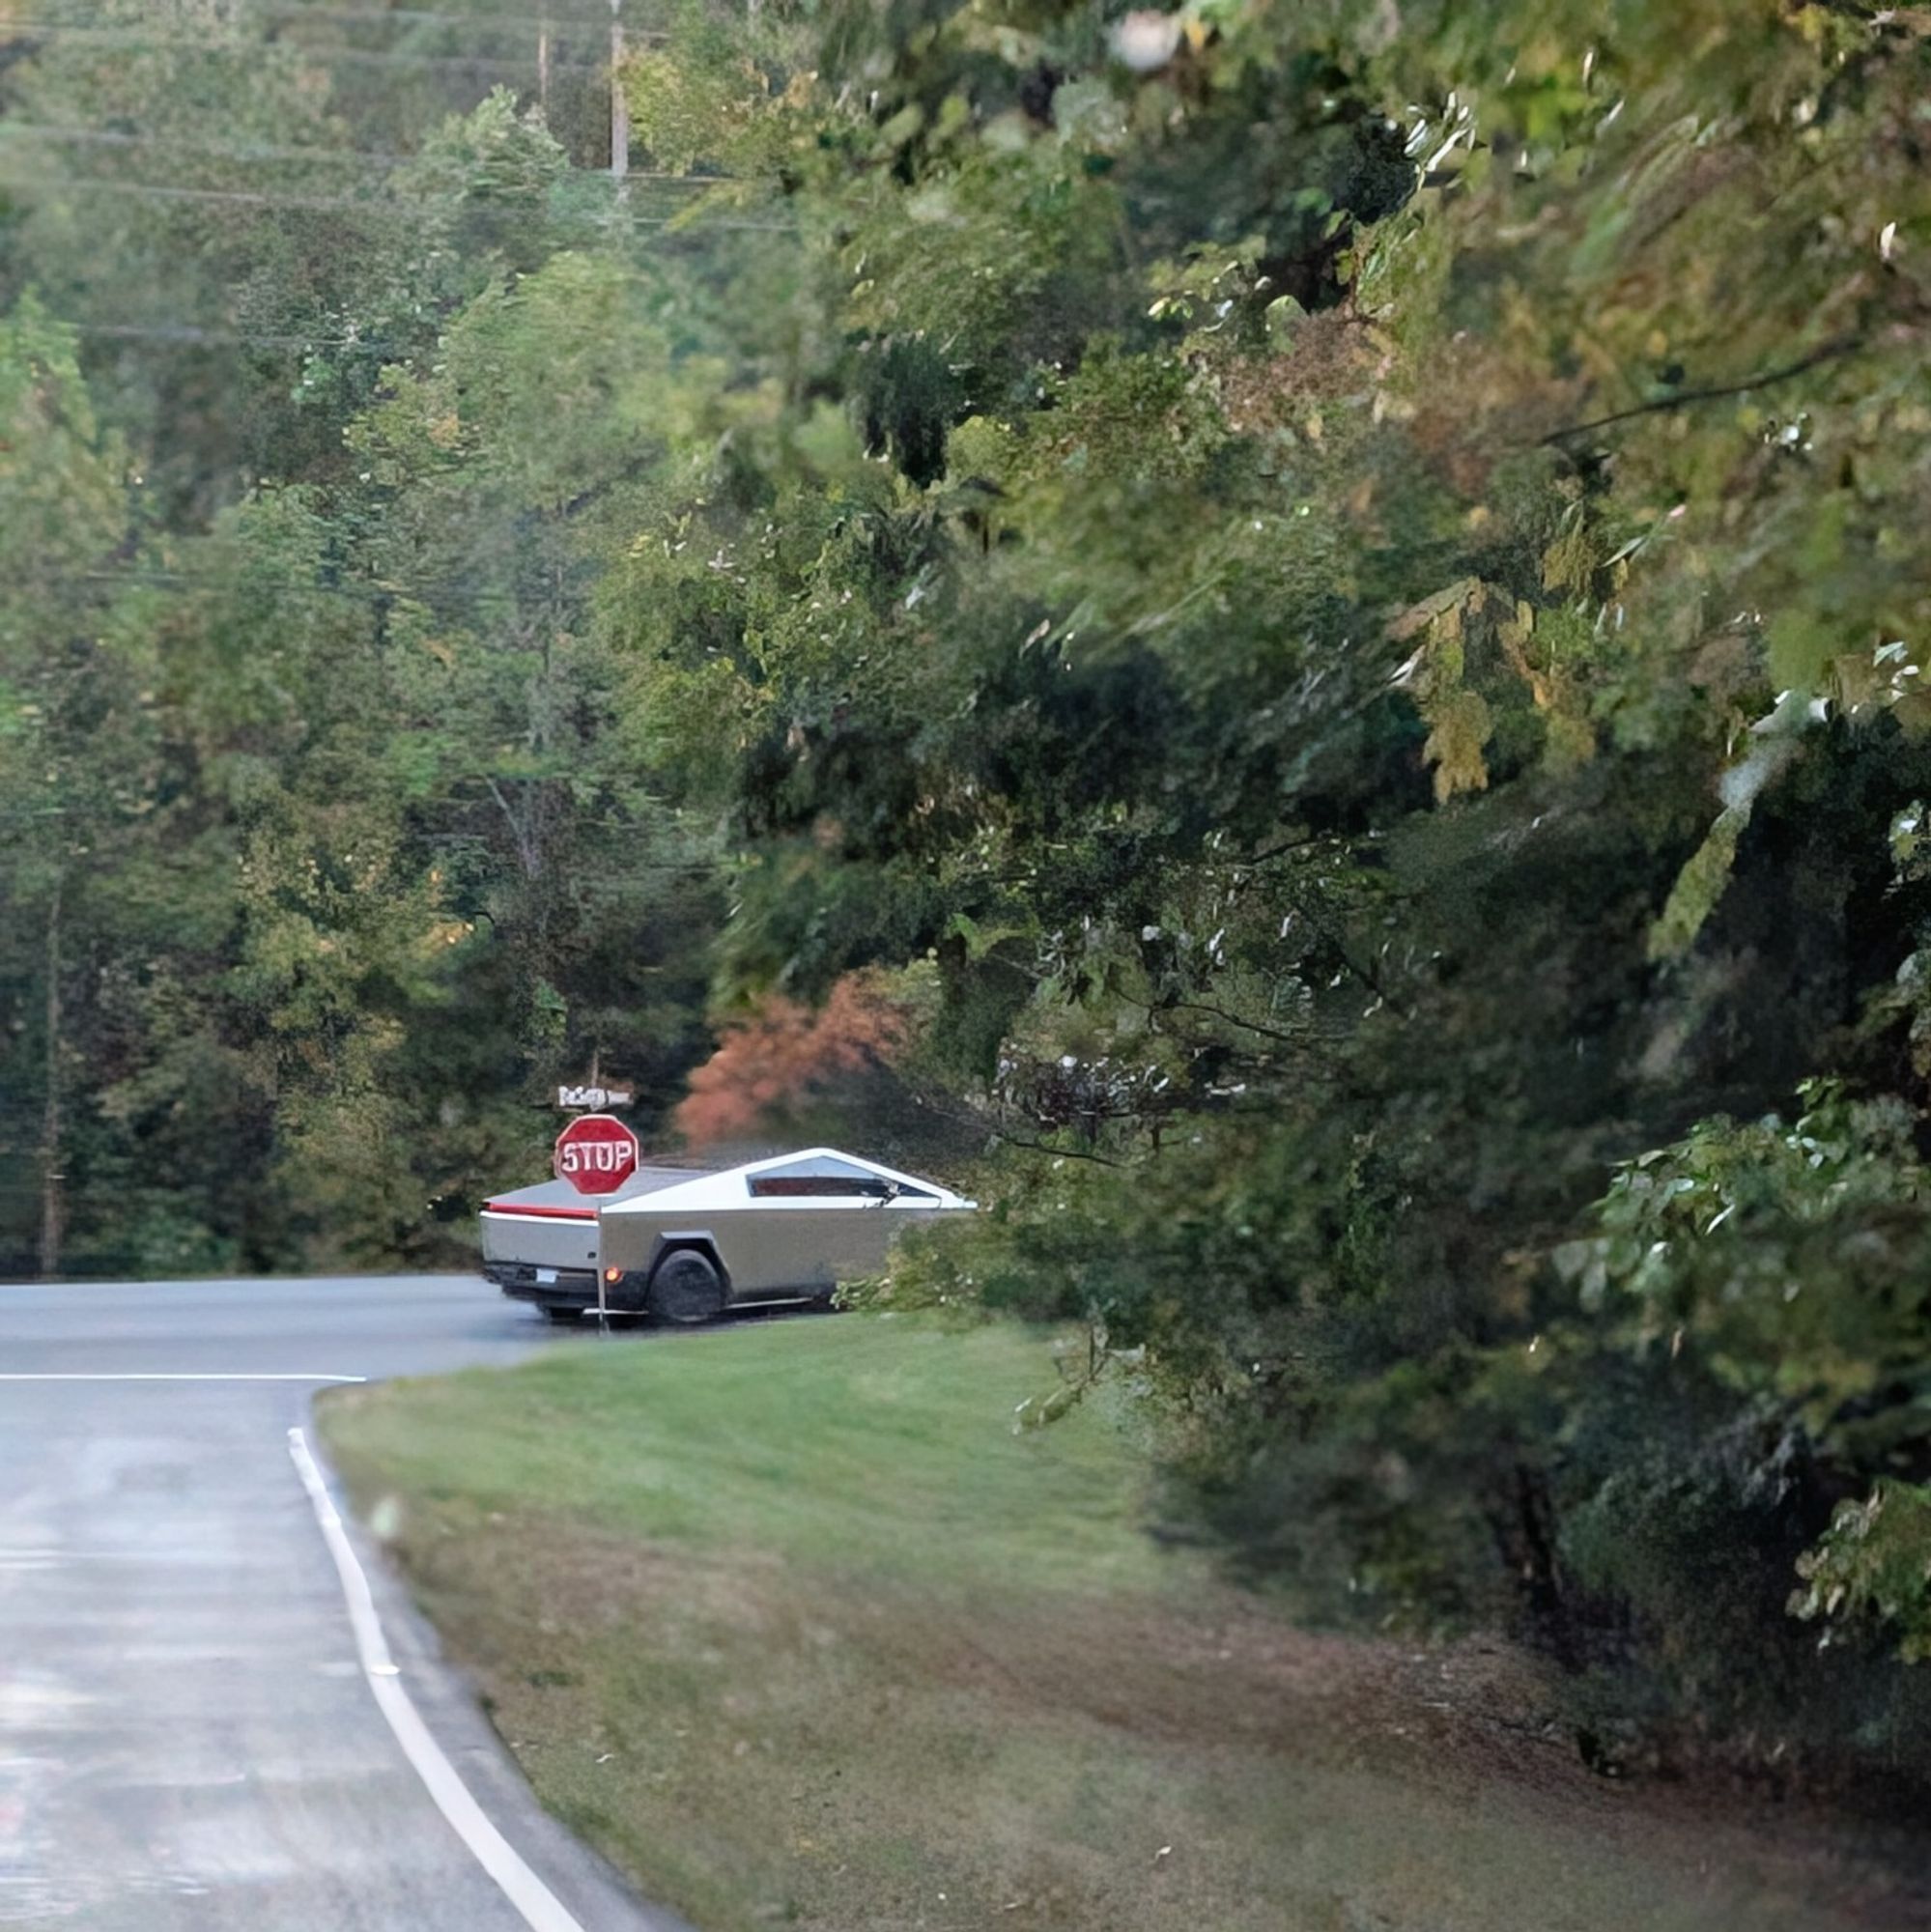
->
[0,1274,686,1932]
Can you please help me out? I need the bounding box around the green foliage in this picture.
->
[9,0,1931,1794]
[1564,1085,1931,1435]
[1545,1088,1931,1672]
[582,0,1931,1784]
[0,62,727,1274]
[1793,1481,1931,1664]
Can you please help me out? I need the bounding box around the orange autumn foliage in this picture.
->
[673,973,911,1149]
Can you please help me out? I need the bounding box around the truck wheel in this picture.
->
[649,1249,726,1325]
[543,1307,581,1325]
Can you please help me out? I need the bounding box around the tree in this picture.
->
[0,299,152,1274]
[673,970,912,1151]
[596,0,1931,1776]
[0,67,730,1271]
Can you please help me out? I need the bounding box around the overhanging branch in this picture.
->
[1540,333,1863,444]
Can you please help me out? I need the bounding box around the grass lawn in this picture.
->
[320,1313,1915,1932]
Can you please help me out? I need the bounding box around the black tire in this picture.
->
[543,1306,581,1325]
[648,1248,727,1325]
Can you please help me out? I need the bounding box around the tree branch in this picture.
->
[1242,832,1325,865]
[1161,999,1315,1046]
[993,1132,1129,1167]
[483,775,540,879]
[1539,333,1863,444]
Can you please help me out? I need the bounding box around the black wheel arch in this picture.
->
[645,1233,731,1297]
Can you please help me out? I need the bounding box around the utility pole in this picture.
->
[610,0,629,185]
[538,13,551,114]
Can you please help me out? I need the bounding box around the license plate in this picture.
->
[535,1267,557,1285]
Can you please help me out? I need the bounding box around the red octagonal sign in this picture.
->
[554,1112,640,1195]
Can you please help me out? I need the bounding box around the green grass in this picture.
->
[321,1314,1911,1932]
[329,1316,1164,1593]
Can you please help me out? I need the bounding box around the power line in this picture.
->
[0,18,628,69]
[0,169,795,229]
[21,4,653,34]
[66,314,673,352]
[0,172,471,214]
[71,564,579,610]
[0,123,728,185]
[68,321,405,353]
[211,5,647,32]
[0,123,416,169]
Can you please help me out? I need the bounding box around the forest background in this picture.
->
[5,0,1931,1786]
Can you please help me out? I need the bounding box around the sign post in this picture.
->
[554,1113,640,1336]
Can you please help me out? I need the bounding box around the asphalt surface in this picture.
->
[0,1274,685,1932]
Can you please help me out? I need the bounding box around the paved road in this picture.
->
[0,1275,680,1932]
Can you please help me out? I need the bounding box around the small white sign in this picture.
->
[557,1084,634,1109]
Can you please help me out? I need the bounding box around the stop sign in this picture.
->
[554,1113,640,1195]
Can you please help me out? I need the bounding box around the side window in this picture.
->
[747,1155,936,1201]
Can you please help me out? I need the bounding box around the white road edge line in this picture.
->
[288,1425,589,1932]
[0,1373,368,1382]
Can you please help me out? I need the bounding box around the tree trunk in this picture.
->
[38,873,64,1281]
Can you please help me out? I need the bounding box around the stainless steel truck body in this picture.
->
[593,1149,974,1322]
